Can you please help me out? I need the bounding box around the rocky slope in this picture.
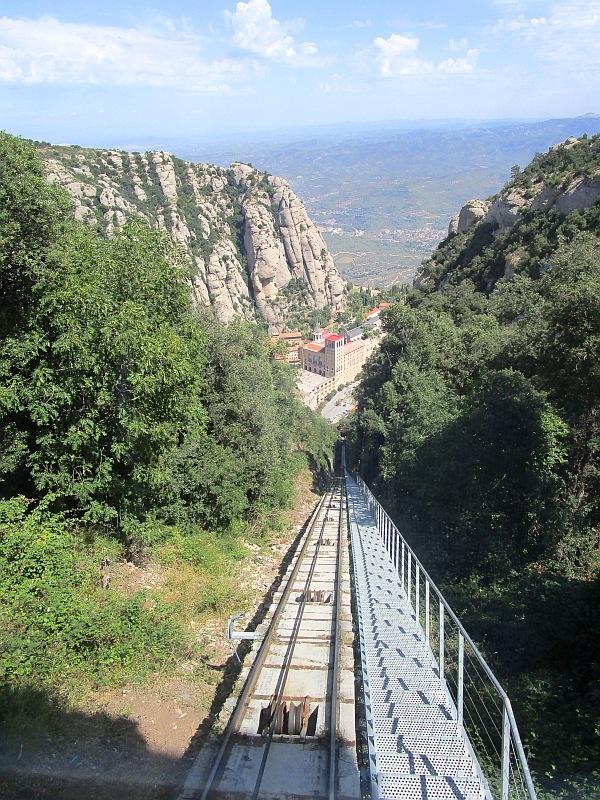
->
[40,144,346,332]
[418,134,600,293]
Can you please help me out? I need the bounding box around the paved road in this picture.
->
[321,383,357,422]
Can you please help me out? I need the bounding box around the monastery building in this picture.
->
[297,324,379,409]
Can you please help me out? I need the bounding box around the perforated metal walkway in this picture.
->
[346,472,488,800]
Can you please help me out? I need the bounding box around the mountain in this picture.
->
[39,144,346,333]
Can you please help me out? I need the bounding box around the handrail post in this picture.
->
[501,705,511,800]
[415,564,420,623]
[407,551,412,607]
[439,601,445,679]
[425,580,430,646]
[458,632,464,728]
[401,540,405,589]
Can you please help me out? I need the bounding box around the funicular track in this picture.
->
[192,477,355,800]
[181,451,538,800]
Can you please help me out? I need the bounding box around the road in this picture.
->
[321,382,357,423]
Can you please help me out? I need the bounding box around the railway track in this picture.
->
[184,477,358,800]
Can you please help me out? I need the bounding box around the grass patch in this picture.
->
[0,497,255,725]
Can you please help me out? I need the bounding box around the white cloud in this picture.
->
[448,38,469,51]
[374,33,432,76]
[0,15,249,88]
[226,0,317,60]
[493,14,548,34]
[492,0,600,63]
[438,48,479,73]
[372,33,480,77]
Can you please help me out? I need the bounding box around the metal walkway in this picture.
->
[347,472,494,800]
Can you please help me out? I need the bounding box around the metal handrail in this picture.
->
[351,470,537,800]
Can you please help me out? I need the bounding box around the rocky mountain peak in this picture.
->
[417,133,600,295]
[41,145,346,333]
[447,135,600,241]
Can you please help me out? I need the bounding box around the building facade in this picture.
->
[295,307,391,409]
[270,331,303,364]
[298,326,377,388]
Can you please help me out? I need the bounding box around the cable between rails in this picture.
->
[198,480,343,800]
[250,480,342,800]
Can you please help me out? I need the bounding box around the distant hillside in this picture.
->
[39,144,346,333]
[170,116,600,287]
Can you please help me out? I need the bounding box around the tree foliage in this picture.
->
[345,138,600,776]
[0,133,336,537]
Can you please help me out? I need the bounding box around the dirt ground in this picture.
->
[0,470,322,800]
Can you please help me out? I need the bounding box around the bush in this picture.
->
[0,499,183,699]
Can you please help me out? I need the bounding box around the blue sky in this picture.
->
[1,0,599,145]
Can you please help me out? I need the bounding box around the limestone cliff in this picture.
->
[41,145,346,332]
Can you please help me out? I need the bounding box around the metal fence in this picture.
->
[354,473,537,800]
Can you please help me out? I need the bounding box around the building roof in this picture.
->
[279,331,302,339]
[303,342,325,353]
[347,327,363,338]
[343,339,365,355]
[324,333,344,342]
[365,308,380,320]
[379,302,392,308]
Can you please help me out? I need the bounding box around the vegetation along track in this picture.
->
[184,478,358,800]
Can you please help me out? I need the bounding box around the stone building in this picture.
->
[298,325,378,392]
[270,331,303,364]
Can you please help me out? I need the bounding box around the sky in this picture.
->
[1,0,599,146]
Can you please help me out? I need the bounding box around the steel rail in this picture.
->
[328,477,344,800]
[198,488,329,800]
[249,481,341,800]
[199,482,343,800]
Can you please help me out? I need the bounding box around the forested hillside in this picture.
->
[0,133,336,729]
[346,134,600,797]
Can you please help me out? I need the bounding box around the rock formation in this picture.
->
[418,133,600,294]
[455,199,490,234]
[449,137,600,240]
[41,146,346,333]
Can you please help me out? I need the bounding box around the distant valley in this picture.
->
[169,115,600,286]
